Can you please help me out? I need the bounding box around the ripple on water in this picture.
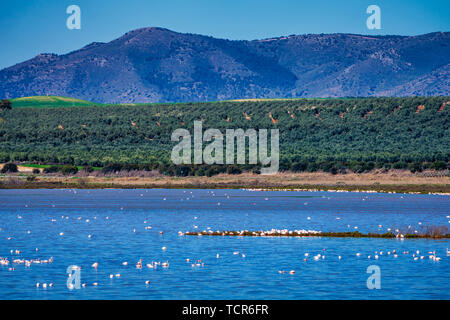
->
[0,189,448,299]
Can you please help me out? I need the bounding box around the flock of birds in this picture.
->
[0,189,449,292]
[1,243,448,290]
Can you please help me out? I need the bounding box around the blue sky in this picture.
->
[1,0,449,69]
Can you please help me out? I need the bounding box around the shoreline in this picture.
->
[0,181,449,195]
[0,170,448,194]
[184,230,450,239]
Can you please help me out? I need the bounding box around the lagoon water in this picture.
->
[0,189,449,299]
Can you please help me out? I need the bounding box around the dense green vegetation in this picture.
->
[0,96,448,175]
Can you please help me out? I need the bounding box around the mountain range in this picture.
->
[1,27,449,103]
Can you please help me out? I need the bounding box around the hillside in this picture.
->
[10,96,97,108]
[0,97,448,174]
[0,28,449,103]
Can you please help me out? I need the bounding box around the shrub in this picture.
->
[430,160,447,171]
[174,165,191,177]
[423,226,448,238]
[205,167,219,177]
[1,163,18,173]
[102,163,123,174]
[61,165,78,175]
[306,162,319,172]
[43,166,60,174]
[291,161,308,172]
[252,167,261,174]
[0,99,12,110]
[194,167,206,176]
[226,165,242,175]
[392,161,408,169]
[82,165,94,173]
[408,162,423,173]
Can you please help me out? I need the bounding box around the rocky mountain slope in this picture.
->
[0,28,449,103]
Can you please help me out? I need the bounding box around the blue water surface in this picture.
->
[0,189,448,299]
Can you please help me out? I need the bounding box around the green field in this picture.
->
[20,163,102,171]
[10,96,98,108]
